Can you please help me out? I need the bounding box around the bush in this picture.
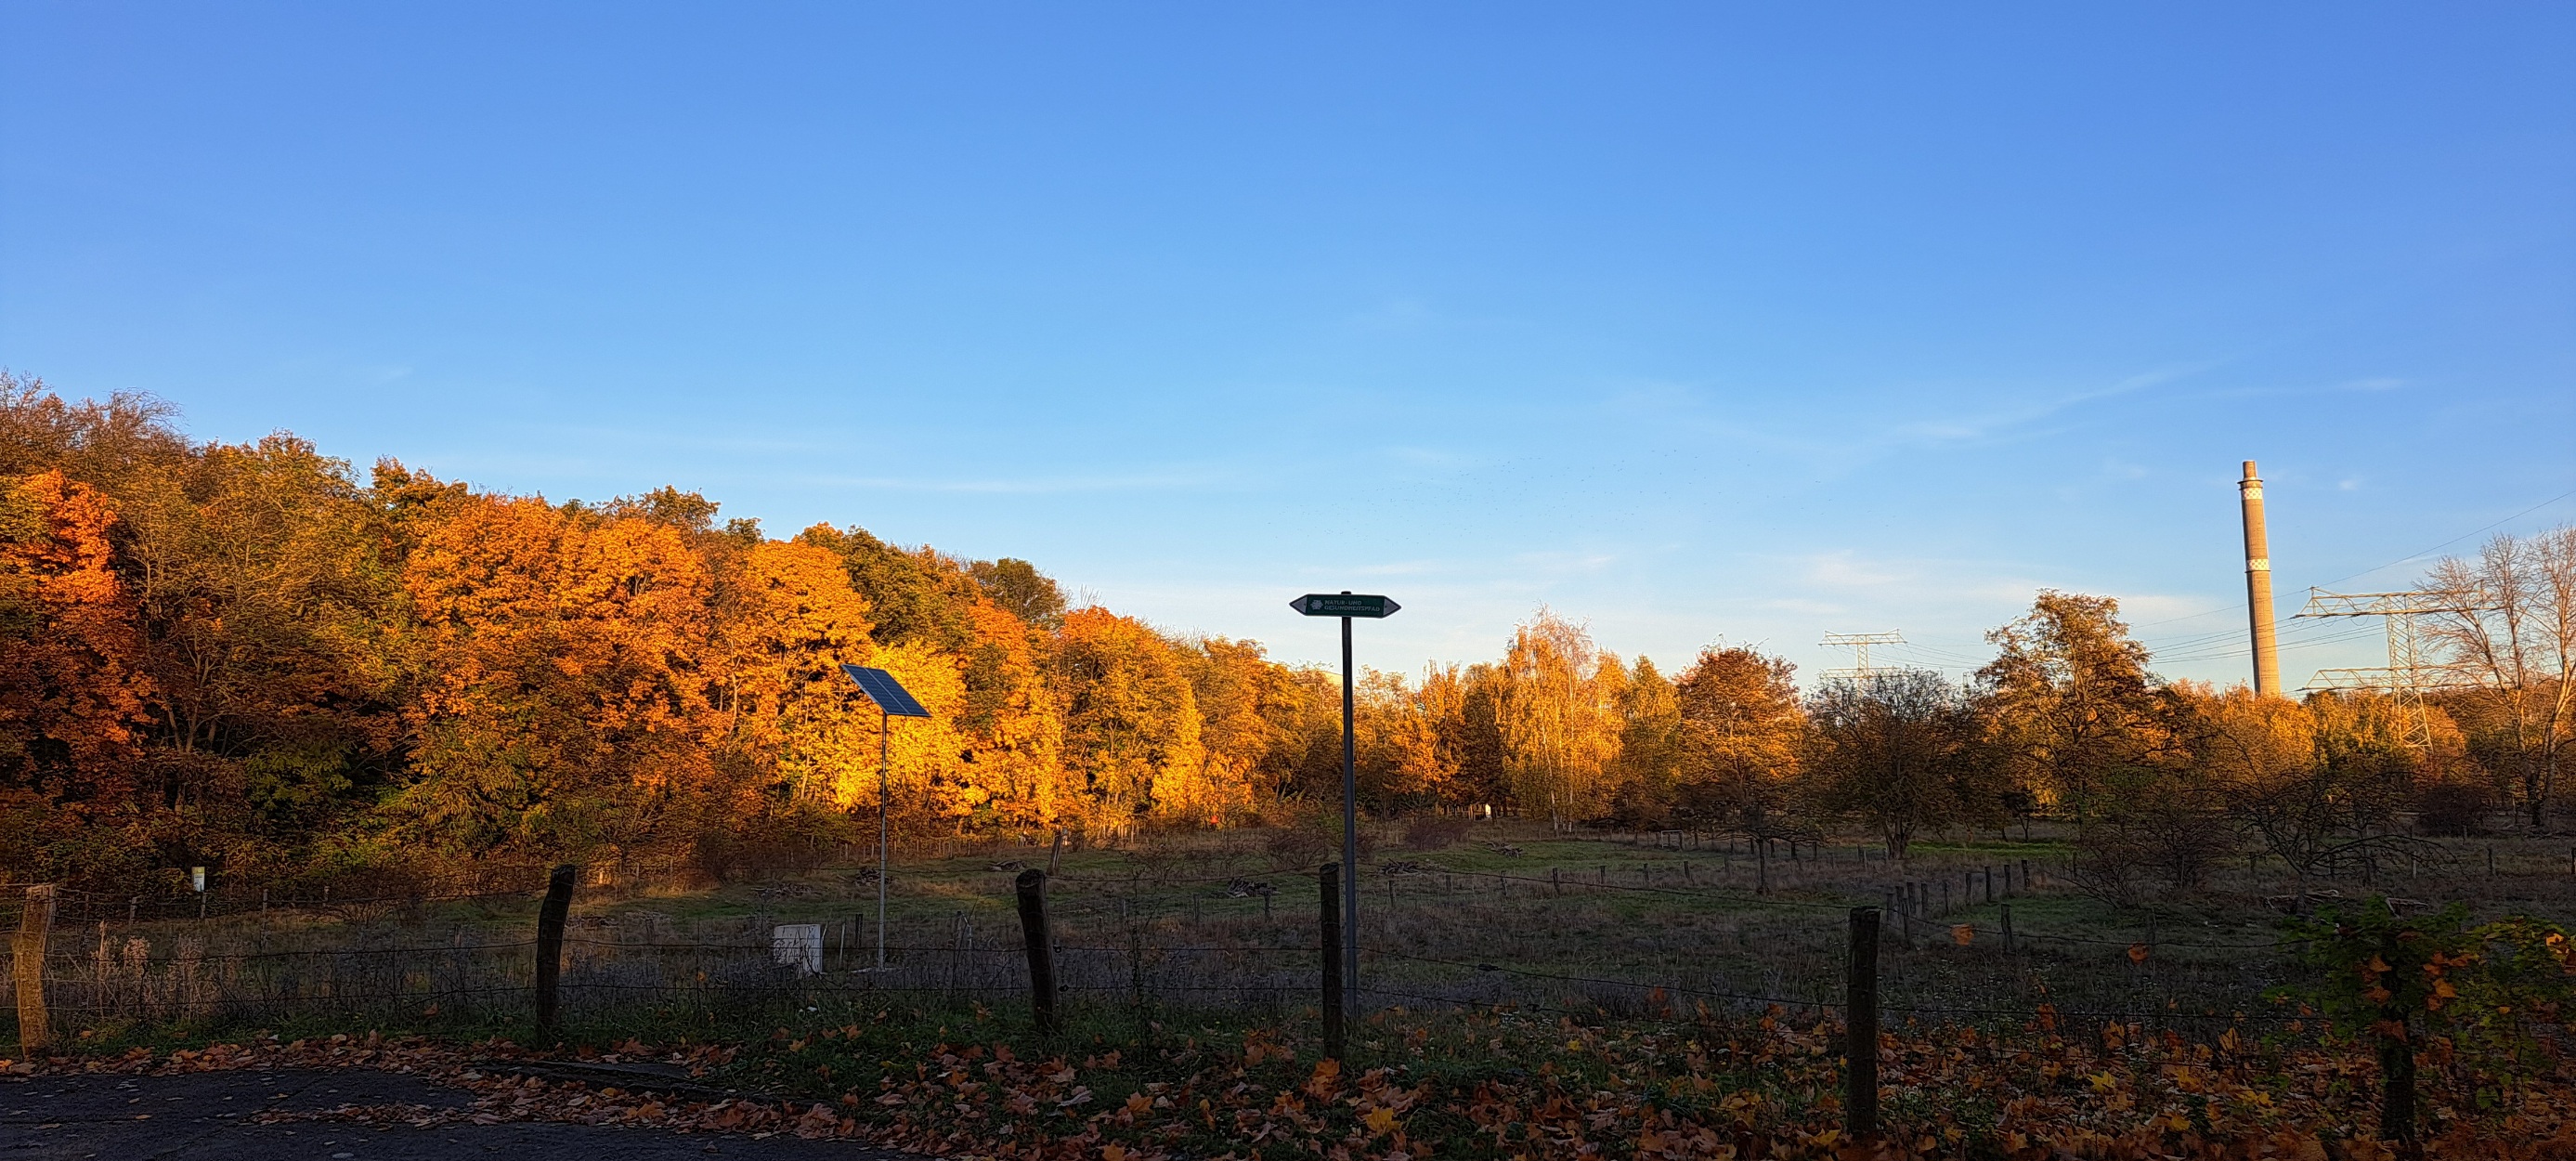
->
[694,810,853,883]
[1261,809,1375,869]
[1400,815,1469,851]
[1262,820,1331,870]
[2413,780,2494,836]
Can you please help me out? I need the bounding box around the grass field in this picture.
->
[13,822,2576,1156]
[11,818,2572,1050]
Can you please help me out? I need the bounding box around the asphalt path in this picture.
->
[0,1069,907,1160]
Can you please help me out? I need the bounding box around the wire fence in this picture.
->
[11,831,2539,1050]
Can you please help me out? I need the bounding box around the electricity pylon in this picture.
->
[2294,588,2494,749]
[1820,632,1906,683]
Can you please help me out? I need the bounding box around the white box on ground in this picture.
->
[773,923,824,976]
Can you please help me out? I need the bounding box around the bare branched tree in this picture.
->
[2423,528,2576,829]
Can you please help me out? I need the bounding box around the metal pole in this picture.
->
[878,705,890,971]
[1341,605,1360,1000]
[1320,861,1345,1060]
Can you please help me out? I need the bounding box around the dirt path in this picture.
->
[1,1069,904,1160]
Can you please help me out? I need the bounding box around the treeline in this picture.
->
[3,375,2570,893]
[0,377,1364,886]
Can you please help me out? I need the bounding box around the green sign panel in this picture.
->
[1291,594,1400,619]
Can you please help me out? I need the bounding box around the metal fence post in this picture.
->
[534,864,575,1038]
[1321,862,1345,1061]
[1015,869,1057,1032]
[1845,906,1879,1144]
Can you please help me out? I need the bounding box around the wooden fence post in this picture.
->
[2376,930,2420,1157]
[2000,904,2014,954]
[15,885,54,1059]
[1014,869,1057,1033]
[534,864,575,1038]
[1844,907,1880,1144]
[1321,862,1345,1061]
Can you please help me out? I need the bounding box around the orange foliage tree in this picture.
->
[0,470,154,872]
[397,494,719,852]
[1672,645,1804,834]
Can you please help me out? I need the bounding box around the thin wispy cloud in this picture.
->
[1586,360,2228,471]
[1878,361,2223,449]
[800,470,1216,495]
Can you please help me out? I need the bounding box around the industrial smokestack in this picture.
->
[2238,461,2283,697]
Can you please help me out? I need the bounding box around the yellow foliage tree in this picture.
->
[1497,610,1624,829]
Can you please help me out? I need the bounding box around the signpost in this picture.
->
[1291,591,1399,1003]
[842,664,931,971]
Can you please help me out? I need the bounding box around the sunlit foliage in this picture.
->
[5,373,2572,888]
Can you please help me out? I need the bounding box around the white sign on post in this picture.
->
[773,923,824,977]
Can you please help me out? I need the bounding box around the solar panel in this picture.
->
[839,664,931,717]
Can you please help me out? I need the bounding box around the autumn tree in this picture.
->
[1975,591,2165,822]
[1495,610,1625,831]
[948,601,1066,828]
[1180,635,1324,824]
[969,557,1069,629]
[800,523,990,651]
[113,436,406,854]
[709,539,881,804]
[7,378,409,877]
[1053,607,1206,833]
[1805,670,1994,861]
[1349,663,1500,814]
[0,470,154,879]
[396,493,720,854]
[2309,687,2439,829]
[0,372,190,484]
[1671,645,1804,836]
[1605,658,1682,827]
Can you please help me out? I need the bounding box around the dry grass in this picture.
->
[9,820,2571,1046]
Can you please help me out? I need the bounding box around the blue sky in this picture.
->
[4,3,2571,686]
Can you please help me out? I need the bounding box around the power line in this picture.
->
[2123,485,2573,633]
[2312,488,2576,588]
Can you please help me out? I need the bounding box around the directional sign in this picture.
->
[1290,594,1400,619]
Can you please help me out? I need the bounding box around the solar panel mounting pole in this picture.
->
[878,702,890,971]
[1289,591,1399,1003]
[839,665,931,975]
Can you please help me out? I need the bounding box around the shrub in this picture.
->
[1261,809,1375,869]
[2281,899,2576,1148]
[1400,814,1469,851]
[2413,780,2494,836]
